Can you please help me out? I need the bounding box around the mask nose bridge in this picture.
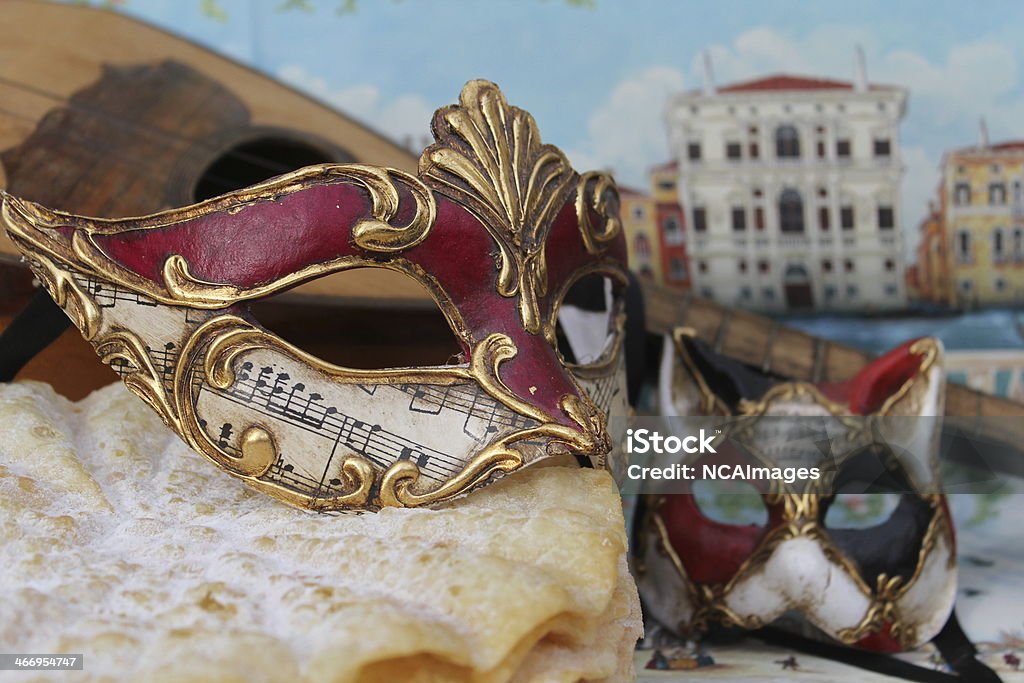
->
[500,331,612,464]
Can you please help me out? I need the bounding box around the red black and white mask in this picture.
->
[636,329,956,652]
[1,80,629,512]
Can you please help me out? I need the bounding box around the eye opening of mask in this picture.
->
[553,270,625,369]
[691,477,769,527]
[250,267,467,371]
[821,445,919,529]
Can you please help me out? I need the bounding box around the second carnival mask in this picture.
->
[635,329,956,652]
[1,80,630,513]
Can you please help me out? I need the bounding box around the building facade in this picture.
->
[620,186,661,283]
[665,60,908,312]
[620,164,690,289]
[649,161,690,289]
[914,206,951,304]
[938,140,1024,307]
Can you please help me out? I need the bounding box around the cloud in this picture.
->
[277,64,434,150]
[565,65,685,189]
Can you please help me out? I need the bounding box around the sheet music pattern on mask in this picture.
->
[73,272,542,502]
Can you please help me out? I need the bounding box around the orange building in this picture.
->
[914,205,950,304]
[619,162,691,289]
[649,161,690,289]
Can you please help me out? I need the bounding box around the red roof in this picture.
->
[617,184,649,198]
[950,139,1024,155]
[992,140,1024,152]
[649,160,679,173]
[716,74,894,94]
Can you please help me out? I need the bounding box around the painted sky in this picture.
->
[93,0,1024,256]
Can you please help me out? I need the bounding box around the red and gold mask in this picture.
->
[1,80,629,512]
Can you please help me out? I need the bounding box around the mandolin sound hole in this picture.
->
[193,137,336,201]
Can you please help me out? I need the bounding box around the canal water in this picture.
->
[781,308,1024,355]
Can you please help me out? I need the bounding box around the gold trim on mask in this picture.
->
[420,80,576,336]
[0,80,628,513]
[642,489,955,647]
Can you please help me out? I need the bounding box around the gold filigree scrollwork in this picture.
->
[4,166,436,310]
[94,329,179,428]
[158,165,435,306]
[420,80,575,334]
[171,316,606,510]
[30,253,100,341]
[171,314,374,507]
[378,332,608,506]
[576,171,623,254]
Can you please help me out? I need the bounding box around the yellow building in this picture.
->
[940,140,1024,307]
[915,206,951,304]
[620,185,662,283]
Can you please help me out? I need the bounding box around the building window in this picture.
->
[639,265,653,279]
[698,260,708,274]
[758,260,770,274]
[959,279,972,293]
[749,142,759,159]
[693,207,707,233]
[754,206,765,230]
[775,125,800,158]
[740,286,752,301]
[700,287,714,299]
[954,182,971,205]
[778,188,804,233]
[994,227,1006,261]
[846,284,859,298]
[818,206,830,231]
[687,142,702,161]
[885,283,898,297]
[824,284,837,300]
[840,205,854,230]
[874,139,891,157]
[816,140,826,158]
[731,206,746,231]
[822,258,833,273]
[726,142,742,160]
[658,179,675,192]
[1014,228,1023,259]
[633,234,650,258]
[885,258,895,272]
[670,258,686,280]
[762,287,775,300]
[956,230,971,263]
[844,259,855,273]
[877,206,894,230]
[631,205,646,220]
[995,277,1007,292]
[663,215,683,245]
[738,259,748,273]
[990,183,1007,205]
[836,139,851,158]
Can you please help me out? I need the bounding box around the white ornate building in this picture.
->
[666,53,908,312]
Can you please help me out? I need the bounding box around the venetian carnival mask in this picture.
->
[0,80,629,513]
[635,329,956,653]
